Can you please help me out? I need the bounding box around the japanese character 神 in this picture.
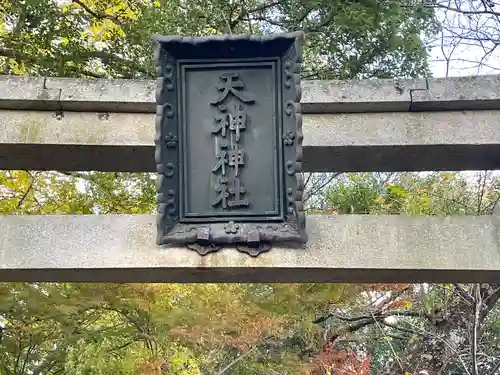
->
[228,148,245,176]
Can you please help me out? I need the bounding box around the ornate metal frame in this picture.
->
[154,32,307,256]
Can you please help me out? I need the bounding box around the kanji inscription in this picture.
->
[210,73,256,105]
[211,73,252,209]
[183,65,278,218]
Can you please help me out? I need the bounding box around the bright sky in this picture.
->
[424,4,500,186]
[428,4,500,77]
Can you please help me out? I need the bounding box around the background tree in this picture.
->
[423,0,500,76]
[313,172,500,375]
[1,1,500,374]
[1,0,438,79]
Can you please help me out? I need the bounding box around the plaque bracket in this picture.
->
[187,226,273,257]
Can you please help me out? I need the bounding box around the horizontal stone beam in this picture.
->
[1,74,500,114]
[0,214,499,283]
[3,109,500,172]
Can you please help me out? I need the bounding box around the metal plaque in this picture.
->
[153,32,307,256]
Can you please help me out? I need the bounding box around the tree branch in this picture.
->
[471,285,480,375]
[379,321,428,338]
[16,172,35,209]
[328,318,376,344]
[453,283,473,304]
[230,0,284,29]
[304,173,341,205]
[72,68,107,78]
[106,340,135,353]
[13,338,23,374]
[215,347,256,375]
[480,284,500,322]
[314,310,426,324]
[430,3,500,18]
[72,0,122,24]
[21,341,34,375]
[0,48,36,62]
[0,48,147,76]
[487,358,500,375]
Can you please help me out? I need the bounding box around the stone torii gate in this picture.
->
[1,56,500,283]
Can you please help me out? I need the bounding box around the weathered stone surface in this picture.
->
[0,110,152,145]
[0,214,499,283]
[300,78,426,113]
[0,76,157,113]
[3,109,500,172]
[411,75,500,111]
[1,74,499,113]
[304,110,500,146]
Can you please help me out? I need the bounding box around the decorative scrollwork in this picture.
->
[164,64,174,91]
[282,131,295,146]
[281,31,307,245]
[285,100,295,116]
[166,189,176,215]
[286,160,295,176]
[287,188,295,214]
[165,162,175,177]
[284,61,294,89]
[164,133,177,148]
[164,103,175,118]
[154,42,179,245]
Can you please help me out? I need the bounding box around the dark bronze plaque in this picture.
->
[153,32,307,256]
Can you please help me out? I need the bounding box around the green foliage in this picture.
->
[0,171,155,215]
[66,340,201,375]
[326,171,500,216]
[1,0,438,79]
[0,279,358,374]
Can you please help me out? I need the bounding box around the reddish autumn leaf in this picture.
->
[310,343,372,375]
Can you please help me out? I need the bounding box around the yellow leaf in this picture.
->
[440,172,453,180]
[90,23,104,39]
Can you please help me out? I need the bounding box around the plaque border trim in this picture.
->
[153,32,308,256]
